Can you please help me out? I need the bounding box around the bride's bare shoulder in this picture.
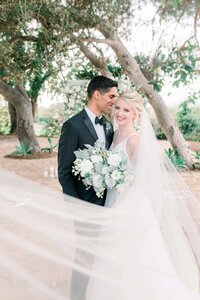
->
[128,134,140,146]
[126,134,140,158]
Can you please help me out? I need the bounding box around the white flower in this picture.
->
[91,155,103,164]
[92,174,104,188]
[83,177,92,186]
[111,170,122,181]
[105,122,111,132]
[74,158,82,166]
[94,140,105,149]
[80,160,93,175]
[102,166,108,174]
[105,175,115,188]
[107,153,122,167]
[94,164,103,173]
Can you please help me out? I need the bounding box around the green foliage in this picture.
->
[134,40,199,93]
[27,72,52,101]
[70,66,98,80]
[148,79,164,92]
[195,150,200,162]
[176,94,200,141]
[160,42,199,87]
[40,117,62,138]
[0,107,10,135]
[155,0,195,18]
[36,84,86,137]
[0,2,61,81]
[177,101,197,132]
[13,143,33,157]
[0,0,131,82]
[69,1,132,31]
[69,63,123,80]
[107,65,123,78]
[41,137,58,153]
[165,148,187,170]
[36,82,87,137]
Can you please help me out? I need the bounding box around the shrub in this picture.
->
[41,137,58,153]
[13,143,33,157]
[176,97,200,141]
[165,148,187,170]
[195,150,200,166]
[40,117,62,137]
[0,107,10,135]
[36,82,88,137]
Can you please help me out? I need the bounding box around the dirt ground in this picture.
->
[0,136,200,202]
[0,136,60,191]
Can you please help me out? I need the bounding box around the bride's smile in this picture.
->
[114,98,136,128]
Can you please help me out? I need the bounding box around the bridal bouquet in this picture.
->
[72,140,134,198]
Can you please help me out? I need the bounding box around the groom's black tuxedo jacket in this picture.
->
[58,109,114,206]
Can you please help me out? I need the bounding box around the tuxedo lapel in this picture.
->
[84,118,98,140]
[102,116,113,149]
[102,118,109,149]
[80,109,98,141]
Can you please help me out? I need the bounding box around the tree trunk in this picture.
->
[0,80,41,153]
[31,100,38,120]
[15,101,40,152]
[98,34,194,168]
[8,102,17,134]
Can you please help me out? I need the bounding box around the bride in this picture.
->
[1,91,200,300]
[85,90,200,300]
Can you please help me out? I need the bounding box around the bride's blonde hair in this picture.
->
[117,90,144,123]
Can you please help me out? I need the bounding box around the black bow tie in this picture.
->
[95,116,105,126]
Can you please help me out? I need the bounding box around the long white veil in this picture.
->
[1,110,200,300]
[131,111,200,290]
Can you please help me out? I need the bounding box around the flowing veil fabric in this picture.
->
[1,111,200,300]
[127,111,200,291]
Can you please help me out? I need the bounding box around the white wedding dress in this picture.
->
[105,132,135,208]
[85,131,200,300]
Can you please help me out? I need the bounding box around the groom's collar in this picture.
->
[84,106,102,120]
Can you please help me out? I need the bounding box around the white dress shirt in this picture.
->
[84,107,106,144]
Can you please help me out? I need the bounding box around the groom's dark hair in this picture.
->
[87,76,118,99]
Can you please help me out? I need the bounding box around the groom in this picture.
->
[58,75,118,206]
[58,76,117,300]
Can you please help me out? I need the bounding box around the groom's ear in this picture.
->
[93,90,101,101]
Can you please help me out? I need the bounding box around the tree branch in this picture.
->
[0,80,22,105]
[9,35,38,44]
[194,7,200,51]
[79,37,116,47]
[77,40,113,78]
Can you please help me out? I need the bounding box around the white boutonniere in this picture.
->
[105,121,112,133]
